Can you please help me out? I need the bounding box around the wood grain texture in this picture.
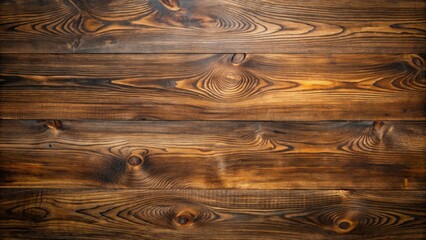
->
[1,189,425,239]
[0,120,424,189]
[1,1,425,239]
[1,53,425,120]
[0,0,425,53]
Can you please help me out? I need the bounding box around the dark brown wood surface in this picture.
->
[0,120,424,189]
[1,189,425,240]
[0,0,425,53]
[1,0,425,239]
[1,53,425,120]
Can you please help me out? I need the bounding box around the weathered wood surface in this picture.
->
[0,120,424,189]
[0,189,425,240]
[0,0,425,53]
[1,54,425,120]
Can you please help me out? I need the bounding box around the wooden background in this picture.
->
[0,0,425,239]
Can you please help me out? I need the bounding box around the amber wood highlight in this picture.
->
[0,0,425,239]
[0,120,424,189]
[1,189,425,240]
[1,53,425,120]
[0,0,425,53]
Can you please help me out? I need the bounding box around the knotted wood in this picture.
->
[0,0,425,239]
[1,120,424,189]
[1,189,425,239]
[1,53,425,120]
[0,0,425,53]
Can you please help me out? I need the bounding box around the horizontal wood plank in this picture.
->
[1,53,425,120]
[0,0,425,53]
[0,189,425,239]
[0,120,424,189]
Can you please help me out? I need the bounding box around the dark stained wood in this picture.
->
[0,0,425,53]
[1,189,425,239]
[0,120,424,189]
[1,53,425,120]
[1,0,425,238]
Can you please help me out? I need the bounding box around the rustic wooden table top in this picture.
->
[0,0,425,239]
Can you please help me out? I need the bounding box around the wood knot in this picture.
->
[231,53,247,65]
[160,0,180,11]
[335,219,356,233]
[45,120,62,130]
[372,121,385,140]
[127,155,143,166]
[409,54,424,70]
[71,37,81,50]
[177,215,190,225]
[197,66,265,101]
[23,207,49,222]
[372,121,391,140]
[84,17,104,32]
[174,210,195,227]
[338,221,350,230]
[373,121,385,131]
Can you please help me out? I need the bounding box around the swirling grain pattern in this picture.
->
[0,189,425,239]
[0,120,424,189]
[0,53,424,120]
[1,1,425,239]
[0,0,425,53]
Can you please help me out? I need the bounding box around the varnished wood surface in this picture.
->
[0,0,425,53]
[1,0,425,238]
[1,53,425,120]
[1,189,425,240]
[1,120,424,189]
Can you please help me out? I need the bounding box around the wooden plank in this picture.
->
[0,0,425,53]
[1,54,425,120]
[0,189,425,239]
[0,120,424,189]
